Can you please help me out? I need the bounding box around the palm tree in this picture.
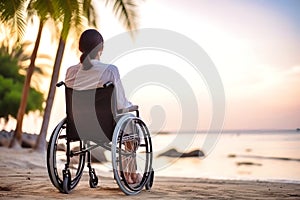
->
[34,0,85,151]
[35,0,141,151]
[7,0,58,148]
[9,20,44,148]
[0,0,35,148]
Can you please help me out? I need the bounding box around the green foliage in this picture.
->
[0,52,24,83]
[0,51,44,122]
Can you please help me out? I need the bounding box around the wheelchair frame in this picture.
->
[46,82,154,195]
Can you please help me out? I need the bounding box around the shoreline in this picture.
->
[1,147,300,199]
[157,174,300,185]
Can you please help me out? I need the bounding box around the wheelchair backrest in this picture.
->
[65,84,116,142]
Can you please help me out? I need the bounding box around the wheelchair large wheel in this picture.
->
[112,115,153,195]
[47,118,85,193]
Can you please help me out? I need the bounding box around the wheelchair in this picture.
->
[46,81,154,195]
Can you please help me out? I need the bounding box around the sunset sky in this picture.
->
[91,0,300,131]
[9,0,299,133]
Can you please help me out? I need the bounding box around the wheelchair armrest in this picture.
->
[118,105,139,114]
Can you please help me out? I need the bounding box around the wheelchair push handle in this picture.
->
[56,81,66,87]
[56,81,111,88]
[103,81,113,88]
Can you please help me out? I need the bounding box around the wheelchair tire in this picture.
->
[47,118,85,193]
[112,115,153,195]
[145,169,154,190]
[62,169,71,194]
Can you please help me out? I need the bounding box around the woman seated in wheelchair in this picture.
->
[65,29,141,184]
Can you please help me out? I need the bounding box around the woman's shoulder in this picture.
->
[105,64,120,78]
[106,64,118,71]
[66,63,81,74]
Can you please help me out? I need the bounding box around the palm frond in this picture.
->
[82,0,97,27]
[0,0,27,40]
[15,2,26,39]
[54,0,82,41]
[106,0,139,32]
[29,0,59,21]
[83,0,92,14]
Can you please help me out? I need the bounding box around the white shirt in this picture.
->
[65,59,132,110]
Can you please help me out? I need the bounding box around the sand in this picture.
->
[0,147,300,199]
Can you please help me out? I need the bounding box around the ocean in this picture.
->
[151,130,300,183]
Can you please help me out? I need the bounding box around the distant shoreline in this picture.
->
[157,129,299,134]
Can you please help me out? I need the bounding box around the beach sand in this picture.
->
[0,147,300,199]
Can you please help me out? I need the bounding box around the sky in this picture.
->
[89,0,300,131]
[4,0,299,133]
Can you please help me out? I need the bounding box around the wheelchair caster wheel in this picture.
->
[89,169,98,188]
[145,170,154,190]
[62,169,71,194]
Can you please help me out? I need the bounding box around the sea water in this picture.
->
[94,129,300,183]
[151,130,300,183]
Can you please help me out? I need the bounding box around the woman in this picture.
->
[65,29,141,184]
[65,29,132,110]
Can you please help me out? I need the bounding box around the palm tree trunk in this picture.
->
[9,20,44,148]
[34,36,66,152]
